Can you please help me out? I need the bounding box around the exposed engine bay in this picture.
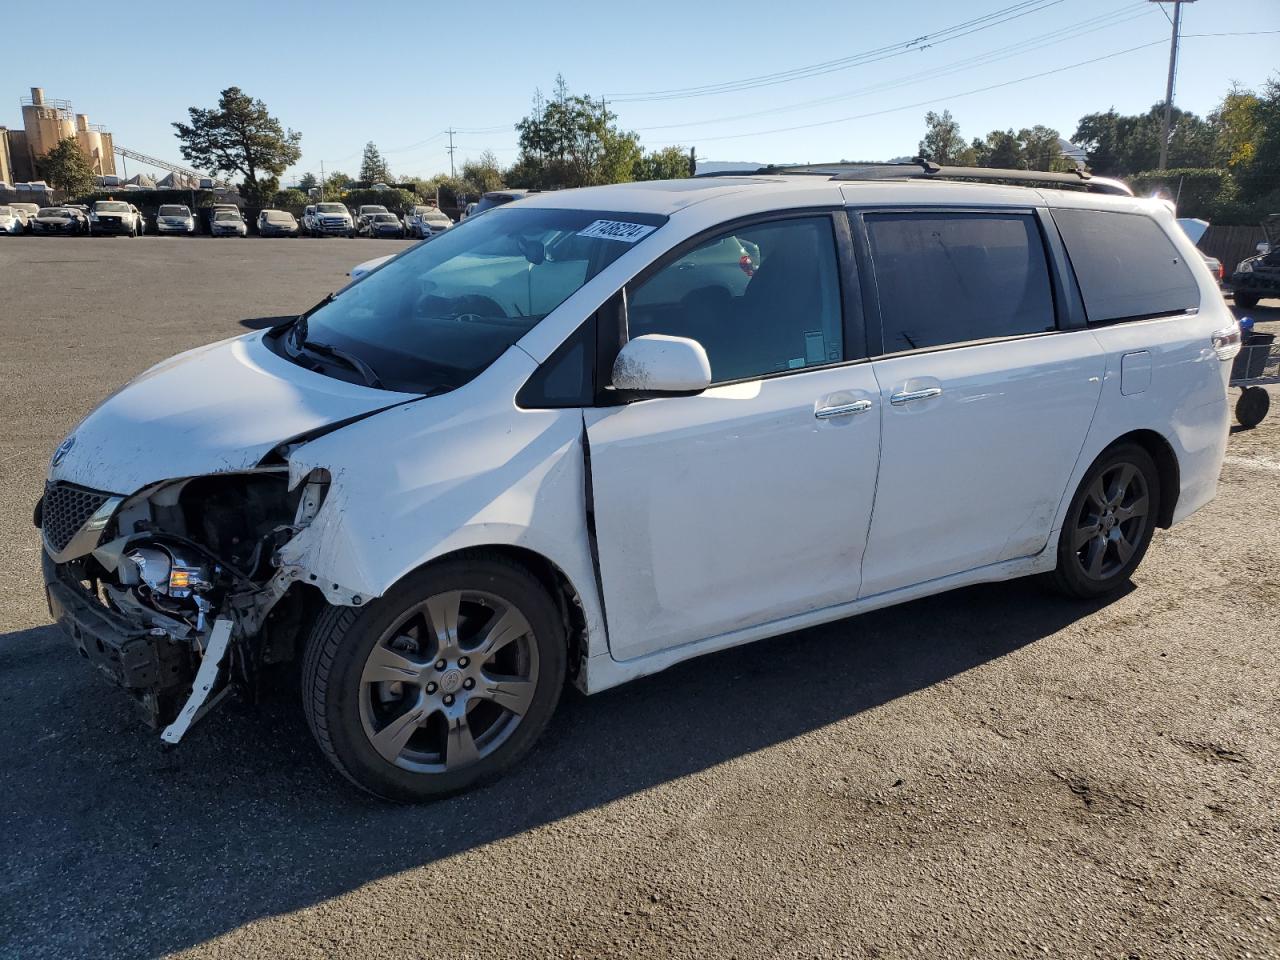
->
[39,467,330,735]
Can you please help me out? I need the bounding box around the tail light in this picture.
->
[1211,321,1242,361]
[1217,263,1225,282]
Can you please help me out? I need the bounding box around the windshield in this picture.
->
[372,214,398,222]
[264,211,293,222]
[361,206,388,215]
[38,208,68,216]
[158,205,190,217]
[0,207,11,216]
[280,206,666,393]
[214,210,240,221]
[317,203,346,214]
[95,201,130,213]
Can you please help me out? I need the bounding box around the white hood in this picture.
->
[50,331,418,494]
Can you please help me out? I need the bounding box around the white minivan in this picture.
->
[39,167,1237,800]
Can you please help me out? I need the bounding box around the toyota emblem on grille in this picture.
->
[51,434,76,468]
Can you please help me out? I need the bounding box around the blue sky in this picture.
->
[4,0,1277,183]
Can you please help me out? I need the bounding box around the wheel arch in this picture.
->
[404,544,590,687]
[1103,428,1180,528]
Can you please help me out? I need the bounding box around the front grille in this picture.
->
[43,482,112,552]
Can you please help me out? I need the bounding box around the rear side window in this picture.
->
[1052,208,1199,324]
[864,212,1055,353]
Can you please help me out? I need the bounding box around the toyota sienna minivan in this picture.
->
[38,164,1238,800]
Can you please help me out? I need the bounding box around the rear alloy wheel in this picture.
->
[302,555,566,801]
[1050,443,1160,599]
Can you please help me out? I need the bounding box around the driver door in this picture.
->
[584,213,882,662]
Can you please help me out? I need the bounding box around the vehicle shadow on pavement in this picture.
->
[0,578,1119,959]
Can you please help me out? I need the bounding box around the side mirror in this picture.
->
[611,334,711,396]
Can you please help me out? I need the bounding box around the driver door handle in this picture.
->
[890,387,943,405]
[815,399,873,419]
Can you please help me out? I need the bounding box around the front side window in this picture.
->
[864,212,1055,353]
[627,216,844,383]
[280,207,666,394]
[1051,207,1200,324]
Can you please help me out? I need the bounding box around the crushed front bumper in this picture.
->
[43,551,197,727]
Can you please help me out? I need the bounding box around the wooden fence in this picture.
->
[1199,224,1267,271]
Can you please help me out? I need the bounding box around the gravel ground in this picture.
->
[0,237,1277,960]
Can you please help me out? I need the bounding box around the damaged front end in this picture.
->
[38,467,331,740]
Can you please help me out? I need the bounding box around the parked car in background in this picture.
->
[258,209,300,237]
[406,205,452,239]
[156,204,197,236]
[302,204,318,236]
[209,208,248,237]
[11,201,40,231]
[0,206,21,235]
[64,205,91,234]
[89,200,142,237]
[35,171,1237,801]
[356,204,390,235]
[313,202,355,237]
[30,207,82,235]
[461,201,477,220]
[366,212,405,239]
[466,189,532,219]
[1229,214,1279,308]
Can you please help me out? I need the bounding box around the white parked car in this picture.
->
[313,202,355,237]
[89,200,143,237]
[0,205,25,234]
[405,205,453,239]
[355,204,390,235]
[348,253,394,281]
[302,204,318,236]
[155,204,197,236]
[11,201,41,231]
[38,170,1236,801]
[209,208,248,237]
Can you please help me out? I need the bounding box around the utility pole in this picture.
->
[320,159,326,197]
[1151,0,1196,170]
[446,129,456,178]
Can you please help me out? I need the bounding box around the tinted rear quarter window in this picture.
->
[1052,208,1199,324]
[864,212,1055,353]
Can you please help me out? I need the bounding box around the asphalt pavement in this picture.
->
[0,236,1277,960]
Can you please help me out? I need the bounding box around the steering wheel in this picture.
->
[447,294,509,320]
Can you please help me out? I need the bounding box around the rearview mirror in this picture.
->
[611,334,711,396]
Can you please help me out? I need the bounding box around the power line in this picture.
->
[687,39,1170,143]
[634,2,1155,132]
[606,0,1067,102]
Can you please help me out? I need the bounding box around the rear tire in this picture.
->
[1234,293,1260,309]
[1049,443,1160,599]
[1236,386,1270,429]
[302,554,566,801]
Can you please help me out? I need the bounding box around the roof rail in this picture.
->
[703,159,1133,196]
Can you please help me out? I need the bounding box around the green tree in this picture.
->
[36,135,96,196]
[359,141,392,183]
[172,87,302,207]
[918,110,975,165]
[1073,104,1215,176]
[321,170,352,200]
[1231,75,1280,203]
[512,76,643,188]
[460,150,504,196]
[297,171,318,193]
[633,144,693,181]
[971,129,1022,169]
[274,188,308,208]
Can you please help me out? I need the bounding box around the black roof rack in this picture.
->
[701,159,1133,196]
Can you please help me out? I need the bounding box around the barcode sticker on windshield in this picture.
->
[577,220,656,243]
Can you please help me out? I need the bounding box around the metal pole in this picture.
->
[446,130,456,179]
[1155,0,1195,171]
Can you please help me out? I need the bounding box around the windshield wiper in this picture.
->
[298,339,384,389]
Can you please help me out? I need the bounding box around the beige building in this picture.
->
[1,87,118,185]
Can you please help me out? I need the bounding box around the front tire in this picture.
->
[1049,443,1160,599]
[302,554,566,801]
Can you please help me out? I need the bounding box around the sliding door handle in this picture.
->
[890,387,942,405]
[815,399,873,419]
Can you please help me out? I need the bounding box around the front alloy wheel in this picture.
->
[1051,443,1160,598]
[302,555,566,801]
